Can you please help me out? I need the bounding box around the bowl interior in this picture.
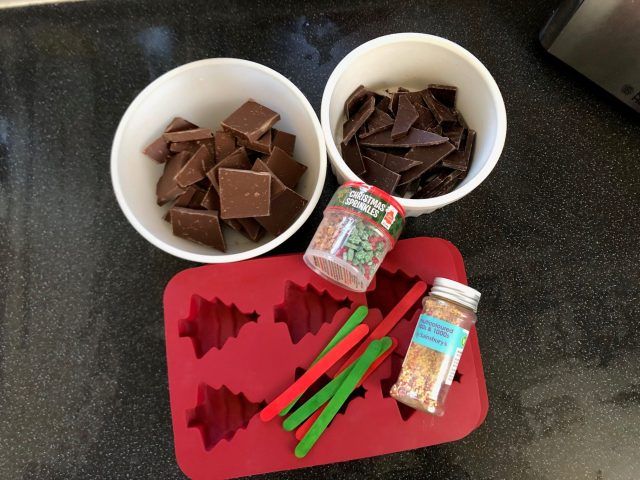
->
[326,36,502,205]
[113,60,324,261]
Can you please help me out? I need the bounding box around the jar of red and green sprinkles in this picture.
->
[304,182,405,292]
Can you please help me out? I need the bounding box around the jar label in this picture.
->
[327,184,404,242]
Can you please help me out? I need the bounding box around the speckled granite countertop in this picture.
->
[1,0,639,479]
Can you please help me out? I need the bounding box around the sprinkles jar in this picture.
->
[390,278,481,416]
[303,182,405,292]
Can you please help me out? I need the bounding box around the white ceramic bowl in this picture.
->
[321,33,507,216]
[111,58,326,263]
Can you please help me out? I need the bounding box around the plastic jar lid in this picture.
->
[431,277,481,312]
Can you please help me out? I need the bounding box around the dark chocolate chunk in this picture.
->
[238,128,272,154]
[427,84,457,109]
[200,186,221,211]
[422,91,457,126]
[156,151,189,205]
[391,95,419,139]
[206,147,251,190]
[361,147,421,173]
[221,100,280,141]
[443,130,475,171]
[390,91,407,115]
[164,117,198,133]
[143,136,170,163]
[412,170,451,198]
[359,109,394,138]
[361,156,401,193]
[162,128,213,143]
[174,145,209,188]
[255,188,308,236]
[444,124,466,150]
[359,128,449,148]
[252,158,287,198]
[344,85,374,118]
[399,143,456,185]
[397,87,410,92]
[271,129,296,156]
[237,218,265,242]
[405,91,426,110]
[376,96,391,113]
[265,146,308,189]
[341,96,375,145]
[170,207,226,251]
[428,124,443,136]
[218,168,271,219]
[340,136,366,176]
[214,130,236,160]
[415,104,436,130]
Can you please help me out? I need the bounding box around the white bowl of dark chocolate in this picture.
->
[321,33,507,216]
[111,58,326,263]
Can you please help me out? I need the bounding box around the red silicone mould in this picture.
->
[163,237,488,480]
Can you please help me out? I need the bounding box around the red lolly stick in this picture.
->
[259,324,369,422]
[295,338,398,440]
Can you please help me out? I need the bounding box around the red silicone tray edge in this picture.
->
[163,237,489,480]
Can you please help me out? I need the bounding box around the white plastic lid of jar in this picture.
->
[431,277,481,312]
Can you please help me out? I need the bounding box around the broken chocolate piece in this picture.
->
[344,85,374,118]
[215,130,236,161]
[390,90,407,115]
[361,147,421,173]
[428,84,457,109]
[237,218,265,242]
[174,145,210,188]
[221,100,280,141]
[415,104,436,130]
[162,128,213,143]
[265,146,308,189]
[391,95,419,139]
[361,156,401,193]
[443,130,475,171]
[255,188,308,236]
[422,91,456,126]
[359,128,449,148]
[340,136,366,176]
[170,207,226,251]
[143,136,170,163]
[164,117,198,133]
[428,124,444,135]
[238,129,272,154]
[413,170,451,198]
[223,218,244,233]
[174,185,205,209]
[252,158,287,198]
[399,143,456,185]
[156,151,189,205]
[218,168,271,219]
[341,96,375,145]
[444,124,466,150]
[376,96,391,113]
[359,109,394,138]
[200,186,220,211]
[272,129,296,156]
[206,147,251,190]
[169,141,199,154]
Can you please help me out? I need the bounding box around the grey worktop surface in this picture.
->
[1,0,639,479]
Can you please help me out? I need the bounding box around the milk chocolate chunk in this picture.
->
[340,136,366,176]
[361,156,401,193]
[169,141,199,154]
[265,146,308,189]
[428,84,457,108]
[143,137,170,163]
[344,85,374,118]
[206,147,251,189]
[443,130,475,171]
[164,117,198,133]
[341,96,375,145]
[272,129,296,156]
[174,145,210,188]
[170,207,226,251]
[422,91,456,126]
[255,188,308,236]
[156,151,189,205]
[237,218,265,242]
[391,95,419,139]
[238,129,272,154]
[219,168,271,219]
[221,100,280,141]
[215,130,236,160]
[252,158,287,197]
[359,109,394,138]
[175,185,203,208]
[359,128,448,148]
[224,218,245,233]
[162,128,213,143]
[200,186,221,211]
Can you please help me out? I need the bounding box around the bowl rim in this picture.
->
[111,58,326,263]
[320,32,507,211]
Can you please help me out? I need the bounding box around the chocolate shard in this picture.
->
[255,187,308,236]
[162,128,213,143]
[218,168,271,219]
[236,218,265,242]
[422,91,457,126]
[169,141,199,154]
[412,170,452,198]
[394,176,421,197]
[427,84,457,109]
[428,124,444,136]
[443,130,475,171]
[200,186,221,211]
[156,151,189,205]
[414,104,436,130]
[344,85,374,118]
[206,147,251,190]
[214,130,237,161]
[237,128,272,154]
[359,127,449,148]
[271,129,296,156]
[361,156,401,194]
[444,124,466,150]
[405,91,426,110]
[174,145,210,188]
[174,185,206,209]
[252,158,287,198]
[359,109,394,139]
[361,147,421,173]
[399,143,456,185]
[264,146,308,189]
[221,100,280,141]
[340,135,366,176]
[376,95,391,113]
[390,90,407,115]
[164,117,198,133]
[223,218,245,233]
[341,96,375,145]
[391,95,419,139]
[196,138,216,163]
[143,136,170,163]
[169,207,226,251]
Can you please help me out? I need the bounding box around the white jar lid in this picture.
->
[431,277,481,312]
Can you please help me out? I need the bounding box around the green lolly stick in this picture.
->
[294,338,388,458]
[279,305,368,416]
[284,336,393,432]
